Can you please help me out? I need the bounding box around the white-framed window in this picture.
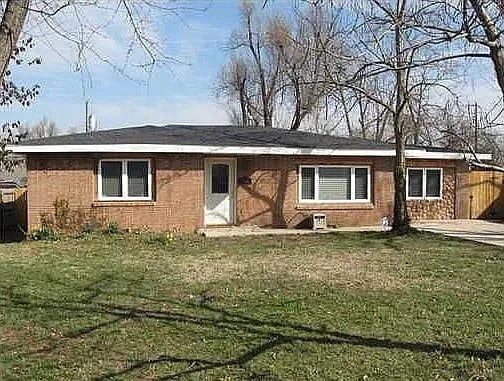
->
[97,159,152,201]
[406,168,442,200]
[299,165,371,203]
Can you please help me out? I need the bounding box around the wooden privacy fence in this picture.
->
[0,187,27,242]
[468,170,504,219]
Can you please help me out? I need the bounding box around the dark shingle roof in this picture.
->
[20,124,394,150]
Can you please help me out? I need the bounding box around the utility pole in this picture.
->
[474,102,478,152]
[85,99,90,133]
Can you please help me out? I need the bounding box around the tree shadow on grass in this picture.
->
[348,229,461,252]
[93,302,503,380]
[0,279,502,381]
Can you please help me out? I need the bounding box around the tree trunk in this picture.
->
[263,108,273,128]
[392,0,410,234]
[290,80,302,130]
[258,62,274,128]
[468,0,504,99]
[489,47,504,99]
[0,0,29,82]
[393,131,409,233]
[339,87,353,136]
[239,79,248,126]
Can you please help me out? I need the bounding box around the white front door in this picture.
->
[204,159,235,225]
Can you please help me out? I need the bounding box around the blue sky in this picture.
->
[3,0,502,134]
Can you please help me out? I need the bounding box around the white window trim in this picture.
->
[298,165,371,203]
[98,159,152,201]
[406,167,443,201]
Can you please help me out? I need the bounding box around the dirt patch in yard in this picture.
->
[173,248,414,290]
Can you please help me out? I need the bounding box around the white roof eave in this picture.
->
[8,144,492,161]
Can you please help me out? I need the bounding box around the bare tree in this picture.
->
[217,1,280,128]
[1,1,181,85]
[391,0,504,160]
[217,2,275,127]
[412,1,504,97]
[0,0,203,168]
[427,100,504,163]
[267,6,334,130]
[334,77,395,143]
[1,36,39,171]
[314,0,463,233]
[216,55,257,127]
[20,117,58,139]
[456,0,504,98]
[0,0,29,82]
[218,1,341,130]
[231,1,280,128]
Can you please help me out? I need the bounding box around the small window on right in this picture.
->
[407,168,442,200]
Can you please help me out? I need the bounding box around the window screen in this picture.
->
[426,169,441,197]
[101,161,122,197]
[211,164,229,194]
[355,168,369,200]
[301,167,315,200]
[408,169,423,198]
[127,161,149,197]
[319,167,350,200]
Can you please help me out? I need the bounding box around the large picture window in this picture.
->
[407,168,442,200]
[98,159,152,200]
[299,165,370,202]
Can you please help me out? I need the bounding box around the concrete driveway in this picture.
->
[413,220,504,247]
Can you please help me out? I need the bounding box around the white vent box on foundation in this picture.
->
[312,213,327,230]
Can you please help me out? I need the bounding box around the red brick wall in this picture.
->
[236,156,469,227]
[26,154,204,232]
[26,153,469,232]
[236,156,394,228]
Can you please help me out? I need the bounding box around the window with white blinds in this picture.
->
[301,167,315,200]
[319,167,350,200]
[299,166,370,202]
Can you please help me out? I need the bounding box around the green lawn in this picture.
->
[0,231,502,380]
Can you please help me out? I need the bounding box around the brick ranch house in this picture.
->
[11,125,491,232]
